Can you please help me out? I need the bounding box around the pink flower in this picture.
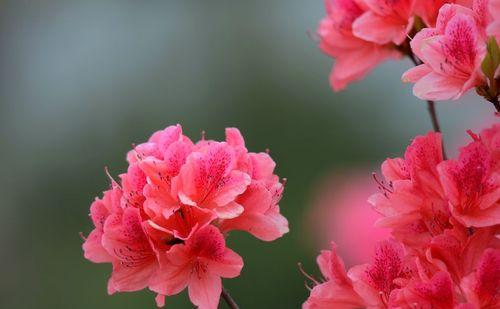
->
[173,142,251,219]
[415,0,472,27]
[82,124,288,307]
[102,206,159,294]
[318,0,400,91]
[347,240,409,307]
[352,0,416,45]
[438,130,500,227]
[302,243,365,309]
[307,171,391,265]
[391,271,457,308]
[82,183,122,263]
[303,124,500,308]
[83,182,163,295]
[303,240,415,308]
[461,248,500,308]
[219,181,288,241]
[480,123,500,168]
[150,226,243,309]
[487,0,500,38]
[370,132,451,247]
[402,2,487,100]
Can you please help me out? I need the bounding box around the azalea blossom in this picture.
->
[352,0,416,45]
[370,131,451,248]
[302,242,366,309]
[83,183,122,264]
[150,226,243,309]
[415,0,472,27]
[315,0,499,106]
[488,0,500,38]
[461,248,500,308]
[82,124,288,307]
[438,138,500,227]
[303,124,500,308]
[317,0,400,91]
[402,2,488,100]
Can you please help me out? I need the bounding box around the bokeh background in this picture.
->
[0,1,494,308]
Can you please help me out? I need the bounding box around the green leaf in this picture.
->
[482,52,494,79]
[486,36,500,69]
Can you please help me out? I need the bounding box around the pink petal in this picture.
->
[348,264,384,307]
[82,229,112,263]
[150,124,183,156]
[330,44,400,91]
[107,260,157,294]
[487,21,500,38]
[149,247,191,296]
[452,205,500,227]
[211,170,251,207]
[239,182,273,214]
[401,64,432,83]
[318,243,351,285]
[102,208,157,292]
[214,201,244,219]
[249,152,276,181]
[381,158,410,182]
[303,280,365,308]
[410,28,439,61]
[187,226,227,261]
[161,205,215,240]
[412,72,464,100]
[221,212,286,241]
[127,142,162,164]
[219,183,288,240]
[363,0,414,17]
[209,248,244,278]
[318,20,364,54]
[225,128,246,148]
[143,184,180,219]
[155,294,166,307]
[413,271,455,307]
[188,273,221,309]
[163,140,193,176]
[352,11,408,44]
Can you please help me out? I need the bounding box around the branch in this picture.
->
[426,100,441,133]
[221,286,240,309]
[407,54,442,134]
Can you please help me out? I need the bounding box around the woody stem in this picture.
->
[407,53,446,158]
[407,54,443,133]
[490,96,500,112]
[426,100,441,133]
[221,286,240,309]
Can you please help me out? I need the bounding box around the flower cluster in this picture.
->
[303,124,500,308]
[318,0,500,103]
[82,125,288,308]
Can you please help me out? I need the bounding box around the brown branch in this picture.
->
[221,286,240,309]
[407,54,443,133]
[426,100,441,133]
[490,96,500,112]
[406,51,447,158]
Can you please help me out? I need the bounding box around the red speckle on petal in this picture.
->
[188,226,226,262]
[475,249,500,302]
[366,240,404,295]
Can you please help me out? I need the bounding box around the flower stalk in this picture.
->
[221,286,240,309]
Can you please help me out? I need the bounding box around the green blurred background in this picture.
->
[0,1,494,308]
